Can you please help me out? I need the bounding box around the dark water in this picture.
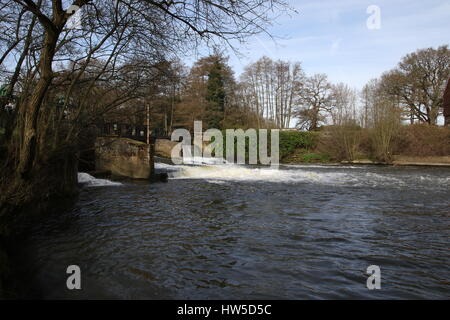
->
[15,163,450,299]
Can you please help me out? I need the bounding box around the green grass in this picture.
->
[301,153,330,163]
[217,130,318,162]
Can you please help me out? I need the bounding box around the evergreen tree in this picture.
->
[205,60,226,129]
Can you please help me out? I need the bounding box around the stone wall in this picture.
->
[155,139,179,159]
[95,137,153,179]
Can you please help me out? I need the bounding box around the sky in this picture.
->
[201,0,450,90]
[6,0,449,93]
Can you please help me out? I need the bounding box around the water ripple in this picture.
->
[16,164,450,299]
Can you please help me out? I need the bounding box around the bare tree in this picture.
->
[360,79,379,128]
[361,77,402,162]
[370,98,402,163]
[381,45,450,124]
[330,83,358,126]
[294,73,333,131]
[240,56,304,129]
[0,0,291,216]
[320,83,361,161]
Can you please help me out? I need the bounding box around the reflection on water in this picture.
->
[15,163,450,299]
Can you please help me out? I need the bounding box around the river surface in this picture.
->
[15,162,450,299]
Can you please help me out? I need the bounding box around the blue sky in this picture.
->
[216,0,450,90]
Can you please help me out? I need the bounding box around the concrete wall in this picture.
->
[95,137,153,179]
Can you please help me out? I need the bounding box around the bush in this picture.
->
[396,124,450,156]
[306,123,449,163]
[213,130,317,163]
[279,131,316,159]
[316,124,362,161]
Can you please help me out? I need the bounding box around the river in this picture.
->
[13,162,450,299]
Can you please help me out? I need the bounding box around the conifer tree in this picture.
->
[205,60,226,129]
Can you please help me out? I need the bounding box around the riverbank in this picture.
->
[282,149,450,167]
[341,157,450,167]
[391,155,450,166]
[281,124,450,167]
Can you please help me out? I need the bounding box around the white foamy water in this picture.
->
[156,161,348,184]
[78,173,122,187]
[155,161,450,189]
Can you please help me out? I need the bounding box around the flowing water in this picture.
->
[14,161,450,299]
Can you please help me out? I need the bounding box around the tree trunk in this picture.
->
[17,30,59,179]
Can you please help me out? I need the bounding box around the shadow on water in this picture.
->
[3,194,80,299]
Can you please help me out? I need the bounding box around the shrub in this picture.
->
[396,124,450,156]
[369,103,402,163]
[316,124,362,161]
[214,130,317,163]
[279,131,316,159]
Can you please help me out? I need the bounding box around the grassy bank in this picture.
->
[279,124,450,166]
[187,126,449,166]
